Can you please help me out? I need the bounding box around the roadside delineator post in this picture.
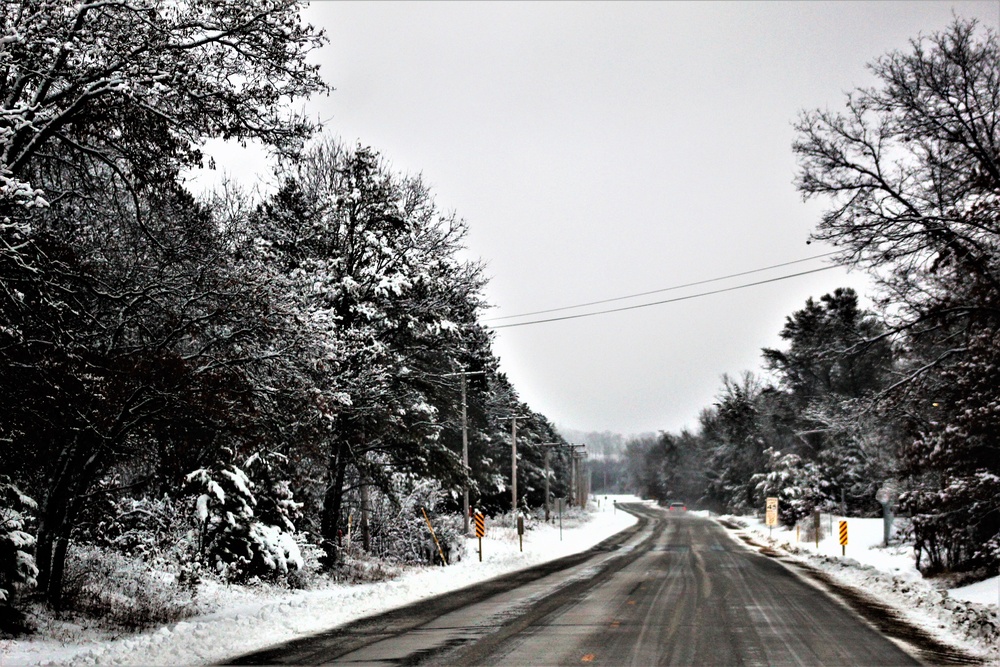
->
[558,498,564,541]
[421,507,448,566]
[839,520,848,556]
[517,514,524,552]
[474,511,486,561]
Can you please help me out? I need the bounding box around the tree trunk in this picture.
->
[35,433,105,608]
[360,478,370,552]
[320,440,347,568]
[35,439,80,604]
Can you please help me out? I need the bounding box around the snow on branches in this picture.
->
[185,455,303,583]
[0,476,37,604]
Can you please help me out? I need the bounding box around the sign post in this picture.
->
[839,520,848,556]
[875,482,898,548]
[558,498,564,541]
[517,515,524,552]
[765,497,778,539]
[474,511,486,561]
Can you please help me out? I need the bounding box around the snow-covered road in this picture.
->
[729,513,1000,665]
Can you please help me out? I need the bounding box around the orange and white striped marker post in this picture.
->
[474,512,486,561]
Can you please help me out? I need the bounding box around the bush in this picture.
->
[328,544,402,585]
[81,494,187,565]
[185,458,304,583]
[360,477,464,565]
[60,545,199,630]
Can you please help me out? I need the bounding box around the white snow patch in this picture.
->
[1,496,640,666]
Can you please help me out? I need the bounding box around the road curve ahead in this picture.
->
[228,504,927,666]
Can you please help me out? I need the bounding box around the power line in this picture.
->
[488,265,842,329]
[486,252,839,322]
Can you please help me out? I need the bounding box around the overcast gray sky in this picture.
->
[200,1,1000,437]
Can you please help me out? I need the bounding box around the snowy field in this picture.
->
[0,496,642,666]
[729,512,1000,664]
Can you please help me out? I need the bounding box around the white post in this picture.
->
[461,373,469,536]
[511,417,518,515]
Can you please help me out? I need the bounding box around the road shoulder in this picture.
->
[716,517,987,666]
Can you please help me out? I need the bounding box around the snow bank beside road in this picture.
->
[952,575,1000,606]
[1,497,641,666]
[728,514,1000,664]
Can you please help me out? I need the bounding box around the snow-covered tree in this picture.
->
[701,373,770,512]
[250,139,490,564]
[0,477,37,606]
[752,449,832,526]
[0,0,326,606]
[185,454,303,583]
[762,289,898,514]
[794,18,1000,571]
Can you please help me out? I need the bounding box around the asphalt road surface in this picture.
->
[229,504,973,666]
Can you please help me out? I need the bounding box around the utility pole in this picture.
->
[500,414,529,515]
[570,451,577,507]
[569,444,586,507]
[539,443,562,522]
[441,369,485,536]
[511,417,518,515]
[576,452,584,507]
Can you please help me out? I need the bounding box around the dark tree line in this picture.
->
[627,288,896,521]
[0,0,570,623]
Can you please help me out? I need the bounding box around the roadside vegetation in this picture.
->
[0,0,574,636]
[627,18,1000,582]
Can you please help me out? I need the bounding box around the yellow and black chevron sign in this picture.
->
[839,520,848,546]
[474,512,486,538]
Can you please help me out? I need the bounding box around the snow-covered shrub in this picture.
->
[243,451,303,534]
[285,538,326,590]
[0,477,38,609]
[81,493,187,564]
[60,545,200,630]
[361,476,464,565]
[185,455,304,583]
[330,545,403,585]
[796,513,828,543]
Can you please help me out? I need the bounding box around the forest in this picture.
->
[0,0,576,632]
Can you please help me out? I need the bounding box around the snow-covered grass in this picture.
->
[0,495,641,667]
[727,512,1000,664]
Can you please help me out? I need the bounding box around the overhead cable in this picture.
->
[489,265,842,329]
[486,251,839,322]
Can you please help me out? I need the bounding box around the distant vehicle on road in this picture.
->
[668,502,687,512]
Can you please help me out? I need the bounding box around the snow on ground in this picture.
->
[952,575,1000,606]
[728,513,1000,664]
[0,496,642,667]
